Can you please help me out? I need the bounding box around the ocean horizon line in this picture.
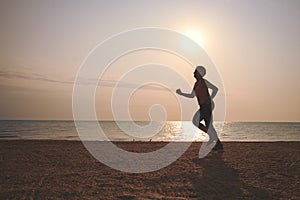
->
[0,119,299,123]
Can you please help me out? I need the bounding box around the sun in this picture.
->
[184,30,206,47]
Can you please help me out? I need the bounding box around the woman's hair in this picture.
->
[196,66,206,77]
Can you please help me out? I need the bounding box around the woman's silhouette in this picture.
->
[176,66,223,150]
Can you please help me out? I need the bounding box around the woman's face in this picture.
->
[194,70,201,79]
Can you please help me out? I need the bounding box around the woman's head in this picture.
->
[194,66,206,80]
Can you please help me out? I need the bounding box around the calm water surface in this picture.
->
[0,121,299,142]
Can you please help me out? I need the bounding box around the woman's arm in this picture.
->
[204,79,218,99]
[176,88,195,98]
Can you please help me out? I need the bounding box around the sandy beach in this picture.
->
[0,140,299,199]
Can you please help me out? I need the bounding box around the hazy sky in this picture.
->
[0,0,299,121]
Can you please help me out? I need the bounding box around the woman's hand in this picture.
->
[176,88,182,95]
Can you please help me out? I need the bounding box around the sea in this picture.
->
[0,121,299,142]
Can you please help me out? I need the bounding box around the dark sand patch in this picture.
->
[0,140,299,199]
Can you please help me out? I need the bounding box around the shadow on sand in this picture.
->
[191,151,272,199]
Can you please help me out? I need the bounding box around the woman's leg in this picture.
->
[192,109,208,132]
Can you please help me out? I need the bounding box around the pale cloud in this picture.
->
[0,68,73,85]
[0,67,170,91]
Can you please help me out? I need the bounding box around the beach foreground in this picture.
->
[1,140,299,199]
